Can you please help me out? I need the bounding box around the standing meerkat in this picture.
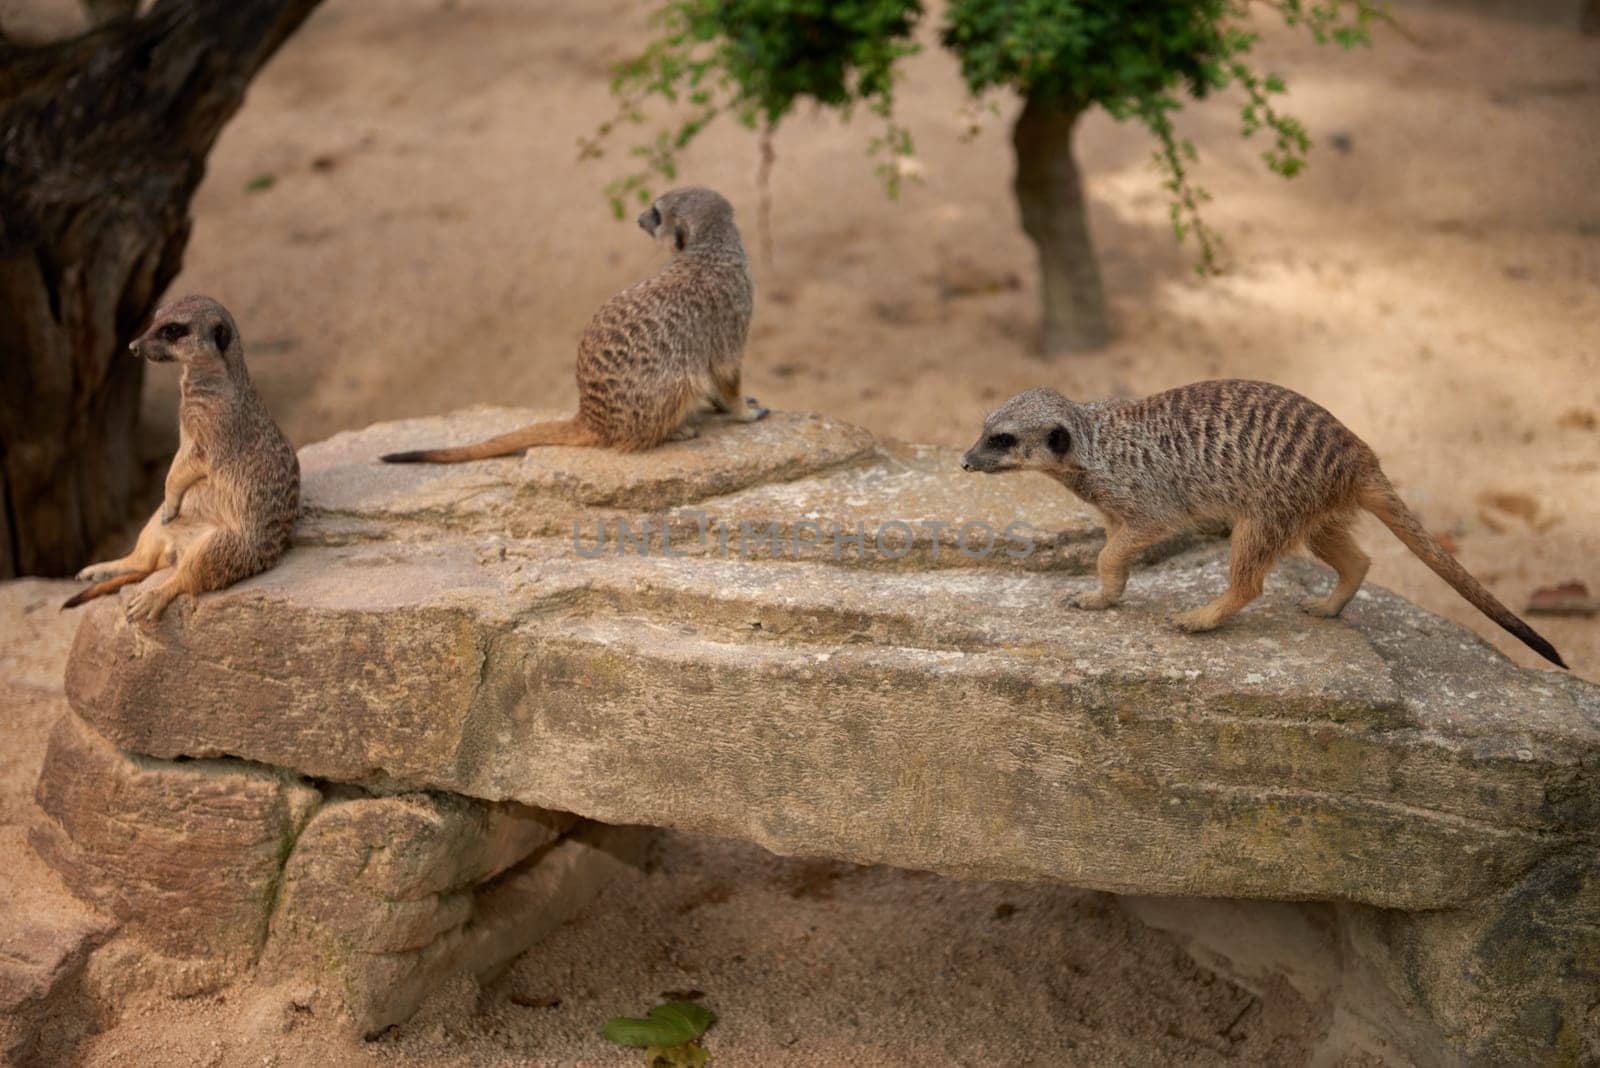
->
[961,379,1566,668]
[63,295,300,622]
[381,185,765,464]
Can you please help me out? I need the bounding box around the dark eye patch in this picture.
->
[1047,425,1071,455]
[212,322,232,352]
[986,432,1017,451]
[159,322,189,342]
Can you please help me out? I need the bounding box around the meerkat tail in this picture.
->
[61,571,153,610]
[1360,477,1567,669]
[380,417,599,464]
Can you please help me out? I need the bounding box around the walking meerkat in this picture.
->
[63,295,300,622]
[961,379,1566,668]
[380,185,765,464]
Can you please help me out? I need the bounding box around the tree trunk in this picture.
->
[0,0,324,578]
[1011,92,1111,355]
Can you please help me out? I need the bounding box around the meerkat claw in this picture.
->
[1297,594,1341,618]
[1169,609,1220,634]
[125,589,166,623]
[1069,591,1117,611]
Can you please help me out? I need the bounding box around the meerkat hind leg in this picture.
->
[1172,517,1283,632]
[1300,519,1370,618]
[125,527,251,623]
[75,513,173,581]
[1072,521,1162,611]
[711,371,768,422]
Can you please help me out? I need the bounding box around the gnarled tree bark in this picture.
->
[0,0,324,578]
[1011,92,1111,355]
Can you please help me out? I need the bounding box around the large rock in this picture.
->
[42,408,1600,1065]
[257,791,644,1035]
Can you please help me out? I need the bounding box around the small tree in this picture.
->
[0,0,324,577]
[586,0,1386,355]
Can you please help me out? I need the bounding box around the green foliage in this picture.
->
[588,0,1390,271]
[582,1,923,215]
[602,1000,717,1065]
[942,0,1384,272]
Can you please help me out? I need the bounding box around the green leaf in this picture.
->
[648,1042,710,1067]
[603,1001,717,1049]
[245,174,276,193]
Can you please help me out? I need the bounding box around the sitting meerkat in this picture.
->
[381,185,765,463]
[64,295,300,622]
[961,379,1566,668]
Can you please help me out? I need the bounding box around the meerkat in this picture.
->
[63,295,300,622]
[961,379,1566,668]
[380,185,765,464]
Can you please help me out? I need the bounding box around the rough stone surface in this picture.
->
[23,708,642,1040]
[0,827,114,1066]
[30,710,318,973]
[257,792,643,1035]
[45,409,1600,1064]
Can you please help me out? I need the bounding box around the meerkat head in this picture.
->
[962,388,1078,474]
[130,295,241,371]
[637,186,738,253]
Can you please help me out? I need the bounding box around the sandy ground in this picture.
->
[1,0,1597,1063]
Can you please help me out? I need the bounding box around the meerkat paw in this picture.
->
[667,423,700,442]
[1069,590,1119,611]
[125,588,174,623]
[160,500,181,524]
[1169,608,1222,633]
[738,397,770,422]
[75,562,128,582]
[1297,594,1344,618]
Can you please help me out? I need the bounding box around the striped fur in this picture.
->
[962,380,1565,668]
[382,186,763,464]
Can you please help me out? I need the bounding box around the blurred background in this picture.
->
[2,0,1596,676]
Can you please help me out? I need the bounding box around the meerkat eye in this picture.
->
[159,323,189,342]
[649,206,662,226]
[986,432,1017,451]
[1047,426,1071,454]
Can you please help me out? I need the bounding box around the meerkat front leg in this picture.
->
[1072,520,1162,611]
[160,445,207,524]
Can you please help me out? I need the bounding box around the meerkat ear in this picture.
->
[1047,425,1071,455]
[673,223,687,252]
[212,321,233,352]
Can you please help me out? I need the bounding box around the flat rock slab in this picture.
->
[53,409,1600,1064]
[62,410,1599,908]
